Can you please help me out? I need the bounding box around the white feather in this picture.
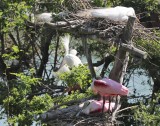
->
[60,34,83,68]
[35,13,53,23]
[70,49,78,56]
[64,54,82,67]
[60,34,70,55]
[91,6,136,22]
[53,64,70,77]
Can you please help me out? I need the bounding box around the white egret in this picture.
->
[53,34,82,77]
[59,34,83,69]
[53,64,70,78]
[77,6,136,22]
[34,13,54,23]
[33,12,68,23]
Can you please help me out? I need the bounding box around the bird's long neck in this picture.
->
[61,34,70,55]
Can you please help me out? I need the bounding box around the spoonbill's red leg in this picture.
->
[102,96,105,113]
[108,96,111,114]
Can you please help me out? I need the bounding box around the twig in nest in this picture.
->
[117,105,138,114]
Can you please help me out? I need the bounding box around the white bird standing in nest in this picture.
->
[59,34,83,70]
[77,6,136,22]
[29,13,54,23]
[32,12,68,23]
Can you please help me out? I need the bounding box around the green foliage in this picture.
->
[2,45,22,61]
[52,89,94,109]
[55,65,94,107]
[137,39,160,57]
[59,65,92,90]
[134,93,160,125]
[92,0,105,7]
[2,70,53,125]
[135,35,160,70]
[0,1,30,33]
[12,45,20,53]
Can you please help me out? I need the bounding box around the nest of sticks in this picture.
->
[35,1,159,125]
[46,114,119,126]
[49,11,159,45]
[40,96,128,126]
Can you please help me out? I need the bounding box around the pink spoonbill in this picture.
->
[91,77,128,113]
[78,100,115,115]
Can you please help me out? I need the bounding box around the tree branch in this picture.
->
[36,25,55,77]
[82,37,96,78]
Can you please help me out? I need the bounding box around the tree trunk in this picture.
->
[109,16,136,83]
[36,26,55,77]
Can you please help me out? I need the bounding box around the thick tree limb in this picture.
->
[109,16,136,122]
[53,32,60,69]
[8,33,18,46]
[109,16,136,82]
[121,43,147,59]
[100,54,114,77]
[40,105,80,122]
[0,56,6,76]
[82,37,96,78]
[0,33,4,54]
[36,25,55,77]
[45,20,84,28]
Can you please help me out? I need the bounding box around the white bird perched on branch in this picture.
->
[77,6,136,22]
[59,34,83,70]
[32,12,68,23]
[34,13,54,23]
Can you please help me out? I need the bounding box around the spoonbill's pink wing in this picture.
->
[93,79,116,96]
[79,100,100,115]
[89,100,115,114]
[80,100,115,114]
[93,79,128,96]
[102,78,128,95]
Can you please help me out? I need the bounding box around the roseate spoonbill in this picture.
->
[59,34,83,68]
[77,6,136,22]
[92,78,128,96]
[91,78,128,112]
[78,100,115,115]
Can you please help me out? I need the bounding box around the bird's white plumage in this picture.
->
[64,54,82,67]
[70,49,78,56]
[53,64,70,77]
[60,34,70,55]
[91,6,136,22]
[59,34,83,68]
[35,13,53,23]
[77,6,136,22]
